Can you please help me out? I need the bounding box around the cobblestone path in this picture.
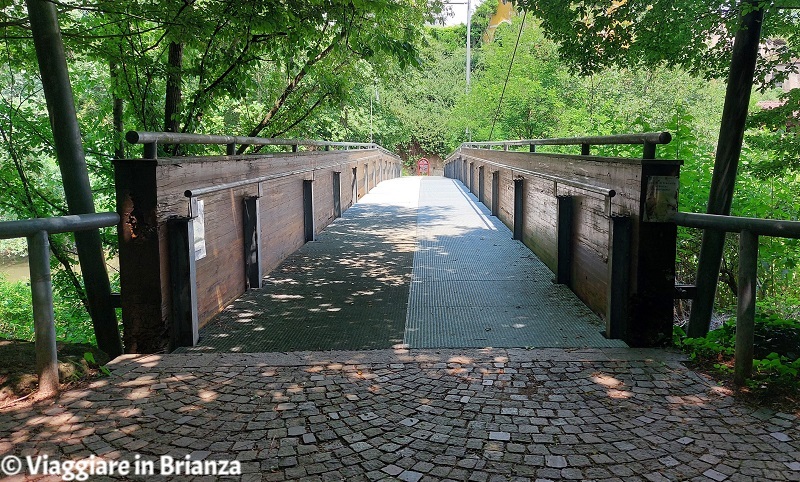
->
[1,348,798,481]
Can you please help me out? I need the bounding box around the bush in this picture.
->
[0,278,95,345]
[674,312,800,391]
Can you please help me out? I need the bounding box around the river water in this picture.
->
[0,257,120,283]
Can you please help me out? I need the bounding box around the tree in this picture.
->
[25,0,122,357]
[518,0,800,336]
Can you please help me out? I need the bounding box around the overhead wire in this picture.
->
[488,10,527,141]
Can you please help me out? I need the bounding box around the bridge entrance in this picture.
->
[179,176,624,353]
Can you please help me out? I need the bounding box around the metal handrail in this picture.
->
[461,132,672,149]
[184,154,382,198]
[674,211,800,385]
[458,153,616,200]
[0,212,120,397]
[126,131,399,160]
[0,213,120,239]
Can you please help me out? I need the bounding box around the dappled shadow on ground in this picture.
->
[0,348,798,481]
[182,176,627,353]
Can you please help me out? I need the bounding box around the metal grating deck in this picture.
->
[403,177,626,349]
[181,176,626,353]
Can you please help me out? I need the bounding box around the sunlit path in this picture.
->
[405,177,625,348]
[181,176,624,353]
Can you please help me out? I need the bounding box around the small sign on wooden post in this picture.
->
[417,158,430,176]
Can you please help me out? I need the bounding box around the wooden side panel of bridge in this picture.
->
[114,149,400,353]
[447,149,682,347]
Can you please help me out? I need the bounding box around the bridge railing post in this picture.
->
[167,217,199,348]
[556,196,574,285]
[513,178,524,240]
[243,196,262,290]
[606,215,631,340]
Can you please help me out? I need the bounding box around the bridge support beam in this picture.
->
[243,196,262,290]
[556,196,573,285]
[167,217,199,349]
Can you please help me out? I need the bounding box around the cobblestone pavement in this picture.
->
[2,348,798,481]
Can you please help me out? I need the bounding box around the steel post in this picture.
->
[28,230,59,397]
[735,230,758,385]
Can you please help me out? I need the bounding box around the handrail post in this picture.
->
[581,144,590,156]
[606,215,631,339]
[144,142,157,160]
[643,142,656,160]
[28,230,59,398]
[226,143,235,156]
[735,230,758,385]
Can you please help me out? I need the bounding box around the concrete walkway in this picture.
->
[183,176,624,353]
[1,348,798,481]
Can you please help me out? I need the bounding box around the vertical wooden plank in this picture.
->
[513,178,524,240]
[478,166,485,204]
[303,180,314,242]
[114,159,165,353]
[606,215,631,340]
[630,161,680,346]
[469,162,475,193]
[556,195,573,285]
[333,171,342,218]
[351,167,358,205]
[491,171,500,217]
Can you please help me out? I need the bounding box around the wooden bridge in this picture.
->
[6,130,800,394]
[113,131,679,355]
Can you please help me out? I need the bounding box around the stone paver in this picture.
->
[2,348,798,481]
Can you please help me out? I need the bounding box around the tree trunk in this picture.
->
[687,1,764,338]
[25,0,123,357]
[164,41,184,153]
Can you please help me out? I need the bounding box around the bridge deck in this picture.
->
[182,177,625,353]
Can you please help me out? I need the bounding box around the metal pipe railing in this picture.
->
[674,211,800,385]
[461,131,671,158]
[126,131,399,160]
[0,212,120,397]
[459,153,616,198]
[184,154,382,198]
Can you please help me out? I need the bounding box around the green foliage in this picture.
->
[0,278,96,345]
[675,312,800,389]
[84,351,112,376]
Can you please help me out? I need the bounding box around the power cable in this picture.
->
[488,10,527,141]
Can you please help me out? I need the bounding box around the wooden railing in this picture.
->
[117,132,401,352]
[444,133,679,347]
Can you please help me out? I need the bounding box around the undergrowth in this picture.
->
[674,312,800,405]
